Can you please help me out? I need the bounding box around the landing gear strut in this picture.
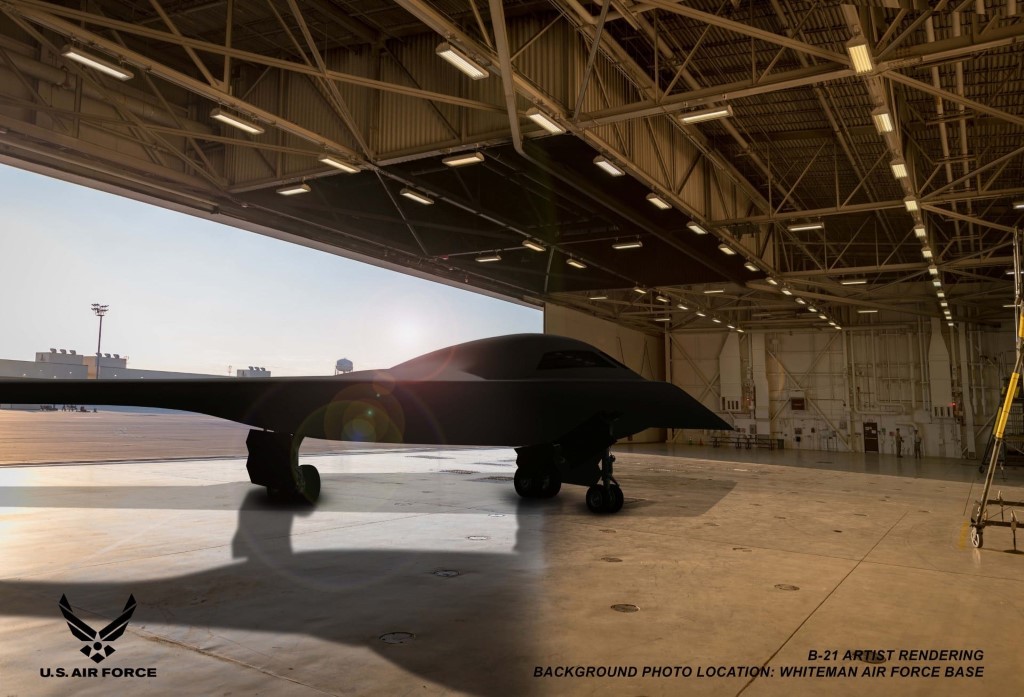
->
[245,429,321,504]
[585,450,624,514]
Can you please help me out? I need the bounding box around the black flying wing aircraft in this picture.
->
[0,334,728,513]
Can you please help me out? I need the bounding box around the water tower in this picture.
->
[335,358,353,375]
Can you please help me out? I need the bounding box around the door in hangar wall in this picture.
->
[863,422,879,452]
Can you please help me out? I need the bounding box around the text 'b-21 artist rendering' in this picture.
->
[0,334,728,513]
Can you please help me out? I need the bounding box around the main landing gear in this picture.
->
[513,444,624,514]
[245,429,321,504]
[585,451,624,514]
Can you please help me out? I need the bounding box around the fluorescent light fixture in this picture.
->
[525,108,565,135]
[841,279,867,285]
[947,322,954,327]
[904,195,919,212]
[276,183,310,195]
[656,295,670,303]
[795,298,807,305]
[932,279,942,287]
[633,287,648,294]
[858,309,878,314]
[891,158,908,179]
[744,262,758,272]
[61,45,133,80]
[594,156,625,176]
[781,288,793,296]
[928,265,939,275]
[612,240,643,250]
[435,42,487,80]
[680,104,734,124]
[829,321,837,326]
[1006,269,1023,275]
[787,222,824,232]
[940,301,949,308]
[737,328,745,333]
[442,152,485,167]
[210,108,264,135]
[766,277,779,286]
[654,317,672,322]
[696,311,707,317]
[712,318,722,324]
[871,106,894,134]
[686,221,709,235]
[319,155,359,173]
[937,291,945,298]
[589,295,607,300]
[835,326,843,330]
[808,306,818,312]
[475,254,502,263]
[1004,304,1016,308]
[400,187,433,205]
[718,244,736,255]
[847,36,874,74]
[1014,201,1024,210]
[677,303,689,310]
[913,225,927,239]
[567,258,587,269]
[522,240,546,252]
[922,247,933,259]
[704,289,725,294]
[646,193,671,210]
[818,314,827,319]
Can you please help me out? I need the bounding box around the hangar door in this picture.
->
[863,422,879,453]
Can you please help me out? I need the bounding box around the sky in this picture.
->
[0,165,541,376]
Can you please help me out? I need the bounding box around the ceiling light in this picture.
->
[928,265,939,275]
[744,262,758,272]
[913,225,927,238]
[696,311,707,317]
[61,45,133,80]
[904,195,919,212]
[677,303,689,310]
[781,288,793,296]
[646,193,671,209]
[654,317,672,322]
[656,295,670,303]
[276,183,310,195]
[718,244,736,255]
[435,42,488,80]
[589,294,607,300]
[594,156,625,176]
[727,324,736,329]
[400,187,433,205]
[712,318,722,324]
[795,298,807,305]
[525,108,565,135]
[937,291,945,298]
[947,322,954,327]
[1003,304,1016,308]
[567,258,587,269]
[891,158,908,179]
[442,152,485,167]
[818,314,827,319]
[922,247,933,259]
[871,106,894,134]
[847,36,874,74]
[210,108,264,134]
[612,240,643,250]
[680,105,734,124]
[808,306,818,312]
[475,254,502,263]
[841,279,867,285]
[522,240,546,252]
[737,328,745,333]
[319,155,360,173]
[633,287,647,294]
[932,279,942,287]
[829,321,837,326]
[766,277,779,286]
[787,222,824,232]
[1014,201,1024,210]
[686,221,709,235]
[940,301,949,308]
[704,289,725,294]
[858,309,878,314]
[835,326,843,330]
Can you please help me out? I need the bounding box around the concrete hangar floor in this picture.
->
[0,411,1021,696]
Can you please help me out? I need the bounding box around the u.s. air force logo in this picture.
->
[58,594,137,663]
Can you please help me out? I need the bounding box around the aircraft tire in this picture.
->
[607,484,624,513]
[585,485,607,513]
[536,470,561,499]
[298,464,321,504]
[514,469,538,498]
[970,525,983,549]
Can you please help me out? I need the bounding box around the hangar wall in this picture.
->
[544,303,665,444]
[670,321,1016,459]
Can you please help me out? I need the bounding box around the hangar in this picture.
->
[0,1,1023,695]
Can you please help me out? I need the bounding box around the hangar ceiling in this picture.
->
[0,0,1021,333]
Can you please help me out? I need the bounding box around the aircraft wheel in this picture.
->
[514,469,538,498]
[586,485,608,513]
[298,464,321,504]
[607,484,624,513]
[536,470,561,499]
[970,525,983,549]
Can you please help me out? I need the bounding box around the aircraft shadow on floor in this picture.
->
[0,478,736,696]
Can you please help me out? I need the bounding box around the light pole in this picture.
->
[91,303,108,379]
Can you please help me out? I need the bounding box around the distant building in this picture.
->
[236,366,271,378]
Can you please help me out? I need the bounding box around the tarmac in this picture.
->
[1,410,1023,695]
